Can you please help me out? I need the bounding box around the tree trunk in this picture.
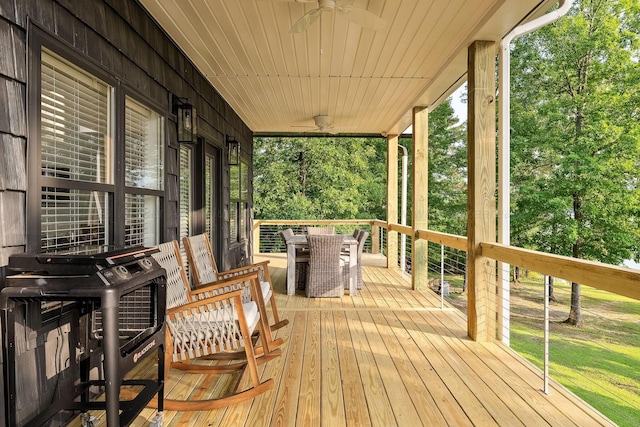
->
[298,150,307,196]
[548,276,557,302]
[512,266,520,283]
[567,191,584,326]
[566,282,583,326]
[462,270,467,293]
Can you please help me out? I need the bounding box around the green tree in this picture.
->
[427,100,467,236]
[253,136,386,220]
[510,0,640,325]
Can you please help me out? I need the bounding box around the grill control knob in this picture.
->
[116,265,129,276]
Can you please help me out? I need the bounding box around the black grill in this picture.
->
[1,247,166,427]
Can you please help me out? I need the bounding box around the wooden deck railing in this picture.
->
[253,219,383,254]
[253,219,640,421]
[253,218,640,302]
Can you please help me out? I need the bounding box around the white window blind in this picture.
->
[125,194,159,247]
[41,188,109,254]
[230,202,238,242]
[205,155,213,238]
[124,98,163,246]
[179,146,191,241]
[41,51,111,184]
[125,97,164,190]
[40,51,112,253]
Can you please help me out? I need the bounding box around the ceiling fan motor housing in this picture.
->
[314,115,333,129]
[318,0,336,12]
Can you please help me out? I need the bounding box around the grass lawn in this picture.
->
[443,274,640,426]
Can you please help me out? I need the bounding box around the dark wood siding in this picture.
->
[0,0,254,276]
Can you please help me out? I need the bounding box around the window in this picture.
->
[35,48,165,254]
[124,97,164,247]
[205,154,214,238]
[40,50,113,253]
[179,145,192,242]
[240,159,249,241]
[229,159,249,243]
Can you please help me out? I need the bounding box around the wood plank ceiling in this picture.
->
[138,0,555,135]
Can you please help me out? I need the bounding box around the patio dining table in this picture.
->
[286,234,358,296]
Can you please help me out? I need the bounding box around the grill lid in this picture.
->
[7,246,159,276]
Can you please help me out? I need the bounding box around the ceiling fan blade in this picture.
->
[336,5,386,31]
[289,8,322,33]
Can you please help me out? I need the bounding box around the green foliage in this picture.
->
[253,136,387,220]
[510,0,640,265]
[509,276,640,426]
[426,100,467,236]
[253,99,466,233]
[398,100,467,237]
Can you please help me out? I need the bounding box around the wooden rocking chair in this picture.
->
[183,233,289,335]
[146,241,280,410]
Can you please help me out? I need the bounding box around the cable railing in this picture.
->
[253,219,640,424]
[253,219,378,254]
[487,263,640,427]
[253,219,640,303]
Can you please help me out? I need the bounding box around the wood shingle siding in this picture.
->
[0,0,253,274]
[0,135,26,191]
[0,18,26,82]
[0,79,26,137]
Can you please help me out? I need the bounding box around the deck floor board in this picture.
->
[78,253,614,426]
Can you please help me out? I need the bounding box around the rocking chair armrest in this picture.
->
[166,288,244,316]
[191,272,260,300]
[194,271,267,310]
[217,260,270,281]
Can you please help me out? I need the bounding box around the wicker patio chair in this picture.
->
[146,240,277,411]
[279,229,309,290]
[342,229,363,254]
[280,228,309,256]
[339,229,367,290]
[306,226,335,235]
[306,234,345,298]
[280,228,295,241]
[183,234,287,352]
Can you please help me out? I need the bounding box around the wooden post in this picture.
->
[386,135,399,269]
[412,107,428,291]
[253,221,261,255]
[371,224,380,254]
[467,40,498,342]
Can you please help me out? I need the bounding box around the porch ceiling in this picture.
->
[138,0,555,135]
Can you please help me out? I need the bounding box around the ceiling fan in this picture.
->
[292,115,338,133]
[269,0,386,34]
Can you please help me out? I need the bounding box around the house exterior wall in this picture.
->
[0,0,254,281]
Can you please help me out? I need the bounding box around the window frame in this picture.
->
[229,158,250,245]
[27,25,167,253]
[179,144,193,243]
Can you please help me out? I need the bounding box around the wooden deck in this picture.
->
[105,253,613,426]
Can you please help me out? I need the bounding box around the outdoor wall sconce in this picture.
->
[226,135,240,165]
[177,97,197,143]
